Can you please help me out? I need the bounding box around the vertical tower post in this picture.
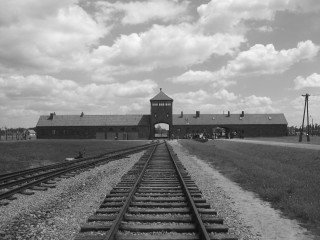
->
[306,94,310,141]
[299,93,310,142]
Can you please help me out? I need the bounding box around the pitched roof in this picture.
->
[36,113,288,127]
[172,113,287,125]
[150,89,173,101]
[36,114,150,127]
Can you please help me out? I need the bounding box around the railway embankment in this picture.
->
[0,151,144,240]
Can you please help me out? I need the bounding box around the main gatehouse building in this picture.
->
[36,89,288,139]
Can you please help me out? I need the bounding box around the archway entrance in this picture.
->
[154,123,169,138]
[213,127,229,139]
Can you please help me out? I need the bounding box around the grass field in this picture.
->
[0,139,149,174]
[247,135,320,145]
[179,139,320,235]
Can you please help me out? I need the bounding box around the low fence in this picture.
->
[0,134,36,141]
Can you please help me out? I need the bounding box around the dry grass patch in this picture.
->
[179,139,320,235]
[0,139,148,174]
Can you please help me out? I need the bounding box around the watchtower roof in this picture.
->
[150,88,173,101]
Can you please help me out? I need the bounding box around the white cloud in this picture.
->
[197,0,280,34]
[170,70,236,88]
[119,103,144,114]
[107,79,158,98]
[0,0,108,73]
[170,41,319,87]
[213,89,238,101]
[92,24,245,72]
[237,95,277,113]
[171,89,276,114]
[243,95,272,106]
[214,40,319,79]
[96,0,190,25]
[197,0,320,34]
[288,0,320,13]
[294,73,320,90]
[172,89,210,105]
[173,70,214,84]
[257,26,273,32]
[0,74,158,126]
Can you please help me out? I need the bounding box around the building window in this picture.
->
[52,130,56,135]
[165,102,171,106]
[154,114,157,118]
[166,113,169,118]
[152,102,158,106]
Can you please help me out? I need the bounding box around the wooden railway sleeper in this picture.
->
[75,143,237,240]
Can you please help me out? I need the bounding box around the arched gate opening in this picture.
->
[154,123,169,138]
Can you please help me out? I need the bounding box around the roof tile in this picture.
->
[172,113,287,125]
[36,115,150,127]
[150,90,173,101]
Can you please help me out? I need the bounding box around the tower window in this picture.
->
[154,114,157,118]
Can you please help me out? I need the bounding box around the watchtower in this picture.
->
[150,88,173,138]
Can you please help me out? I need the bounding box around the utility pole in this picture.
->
[310,115,314,136]
[299,93,310,142]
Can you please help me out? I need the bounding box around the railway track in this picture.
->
[75,142,237,240]
[0,142,158,205]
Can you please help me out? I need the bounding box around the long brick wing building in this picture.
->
[36,89,287,139]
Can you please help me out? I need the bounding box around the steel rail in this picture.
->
[0,143,155,190]
[0,142,157,184]
[0,142,156,182]
[103,143,159,240]
[0,143,158,201]
[165,141,211,240]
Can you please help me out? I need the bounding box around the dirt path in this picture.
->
[222,139,320,150]
[169,140,316,240]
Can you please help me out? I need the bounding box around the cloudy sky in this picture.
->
[1,0,320,128]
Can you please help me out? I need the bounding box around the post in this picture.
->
[306,94,310,142]
[299,94,307,142]
[311,116,314,136]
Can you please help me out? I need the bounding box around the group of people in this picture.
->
[169,130,244,140]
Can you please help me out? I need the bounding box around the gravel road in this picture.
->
[169,140,315,240]
[0,152,143,240]
[223,138,320,150]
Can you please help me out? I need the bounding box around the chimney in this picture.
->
[180,111,183,118]
[80,112,84,117]
[196,111,200,118]
[227,111,230,117]
[48,112,56,120]
[240,111,244,117]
